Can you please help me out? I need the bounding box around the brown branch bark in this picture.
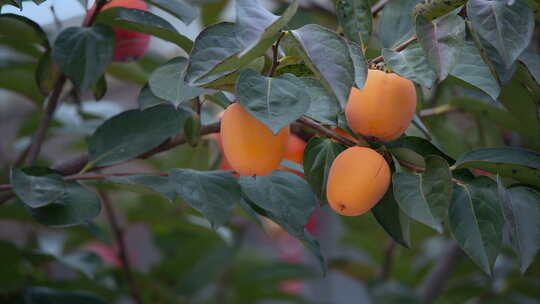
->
[100,191,143,304]
[268,31,286,77]
[418,242,463,304]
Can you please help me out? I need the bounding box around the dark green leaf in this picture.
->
[138,84,169,110]
[96,7,193,52]
[147,0,199,25]
[498,181,540,273]
[336,0,372,48]
[378,0,421,48]
[0,62,44,101]
[416,14,465,81]
[53,25,115,91]
[10,167,64,208]
[148,57,208,105]
[303,138,347,201]
[372,187,411,247]
[0,0,22,9]
[88,105,188,167]
[346,40,368,89]
[519,50,540,84]
[185,0,298,85]
[302,229,327,275]
[455,147,540,188]
[301,77,340,125]
[184,115,201,147]
[237,70,310,134]
[170,169,240,227]
[239,171,317,238]
[385,136,455,165]
[382,42,437,88]
[27,182,102,228]
[289,24,356,108]
[449,177,504,275]
[450,40,500,99]
[107,174,177,202]
[393,155,452,233]
[0,13,49,49]
[467,0,534,68]
[23,287,106,304]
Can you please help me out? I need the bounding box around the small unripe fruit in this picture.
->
[326,147,391,216]
[221,103,289,176]
[86,0,150,62]
[346,69,417,142]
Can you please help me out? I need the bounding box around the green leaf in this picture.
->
[346,40,368,89]
[10,167,65,208]
[303,138,347,201]
[385,136,455,165]
[289,24,357,108]
[301,77,340,125]
[148,57,208,105]
[467,0,534,68]
[455,147,540,189]
[96,7,193,52]
[498,181,540,273]
[378,0,421,48]
[138,84,169,110]
[372,187,411,248]
[184,115,202,147]
[239,171,317,238]
[146,0,199,25]
[0,0,22,9]
[170,169,240,227]
[53,25,115,91]
[107,174,177,202]
[92,75,107,101]
[88,105,188,167]
[336,0,372,48]
[393,155,452,233]
[198,56,266,92]
[0,13,49,49]
[498,74,540,138]
[382,42,437,88]
[450,40,500,99]
[519,50,540,84]
[237,70,310,134]
[27,182,102,227]
[449,177,504,275]
[416,14,465,81]
[0,62,44,101]
[185,0,298,85]
[23,287,106,304]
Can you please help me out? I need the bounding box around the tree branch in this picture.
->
[379,240,396,280]
[268,31,287,77]
[22,0,110,166]
[100,191,143,304]
[418,242,463,304]
[370,36,418,64]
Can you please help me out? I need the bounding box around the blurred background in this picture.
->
[1,0,539,303]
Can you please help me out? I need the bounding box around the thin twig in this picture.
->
[370,36,418,65]
[420,104,458,117]
[371,0,390,16]
[100,191,143,304]
[418,242,463,304]
[25,75,67,166]
[380,240,396,280]
[268,31,287,77]
[297,117,357,147]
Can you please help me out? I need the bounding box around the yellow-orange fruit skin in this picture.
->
[326,147,391,216]
[345,69,417,142]
[221,103,289,176]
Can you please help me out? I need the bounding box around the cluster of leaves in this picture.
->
[1,0,540,303]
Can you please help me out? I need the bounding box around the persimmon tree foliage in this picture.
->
[0,0,539,303]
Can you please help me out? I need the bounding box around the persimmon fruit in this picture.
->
[326,147,391,216]
[86,0,150,62]
[346,69,417,142]
[221,103,289,176]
